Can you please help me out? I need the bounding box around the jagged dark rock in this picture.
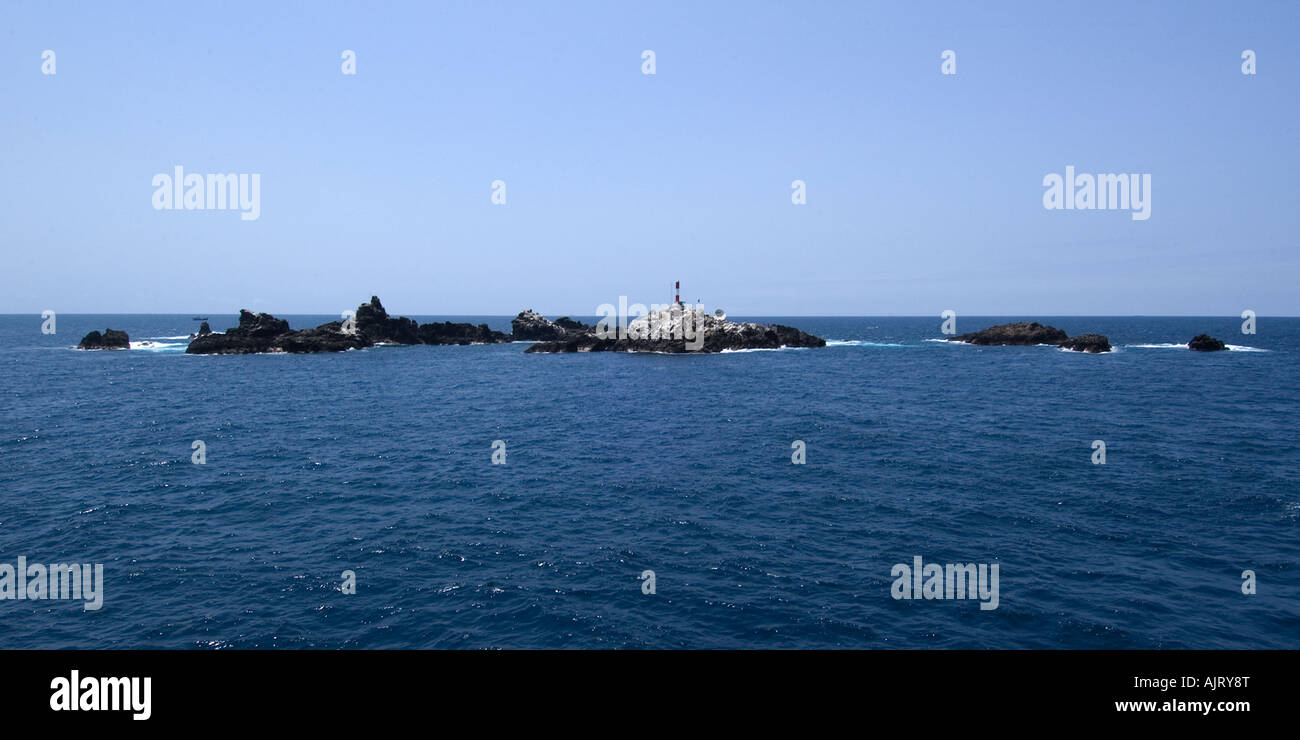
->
[187,296,514,353]
[417,321,511,345]
[235,310,289,338]
[77,329,130,350]
[553,317,588,333]
[185,332,271,354]
[186,309,290,353]
[1058,334,1112,353]
[275,322,370,353]
[527,335,621,353]
[526,305,825,354]
[1188,334,1228,351]
[949,322,1069,346]
[197,321,212,336]
[355,296,420,344]
[511,310,578,341]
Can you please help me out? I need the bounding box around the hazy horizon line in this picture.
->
[7,312,1298,319]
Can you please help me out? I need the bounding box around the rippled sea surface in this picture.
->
[1,315,1296,648]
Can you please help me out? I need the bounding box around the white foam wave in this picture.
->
[130,340,187,352]
[1058,346,1118,354]
[825,340,909,347]
[1122,342,1267,352]
[719,346,808,353]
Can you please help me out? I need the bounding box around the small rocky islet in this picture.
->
[1187,334,1228,351]
[76,328,130,350]
[947,321,1113,352]
[945,321,1232,353]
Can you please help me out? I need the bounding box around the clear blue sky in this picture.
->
[2,0,1296,315]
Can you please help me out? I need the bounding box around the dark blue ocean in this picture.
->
[1,315,1296,649]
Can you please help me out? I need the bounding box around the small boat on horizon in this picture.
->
[192,316,208,321]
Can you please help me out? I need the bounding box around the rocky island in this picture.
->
[67,298,1245,358]
[74,307,1240,358]
[525,304,825,353]
[948,322,1112,353]
[948,322,1068,346]
[179,297,825,355]
[77,329,130,350]
[1187,334,1228,351]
